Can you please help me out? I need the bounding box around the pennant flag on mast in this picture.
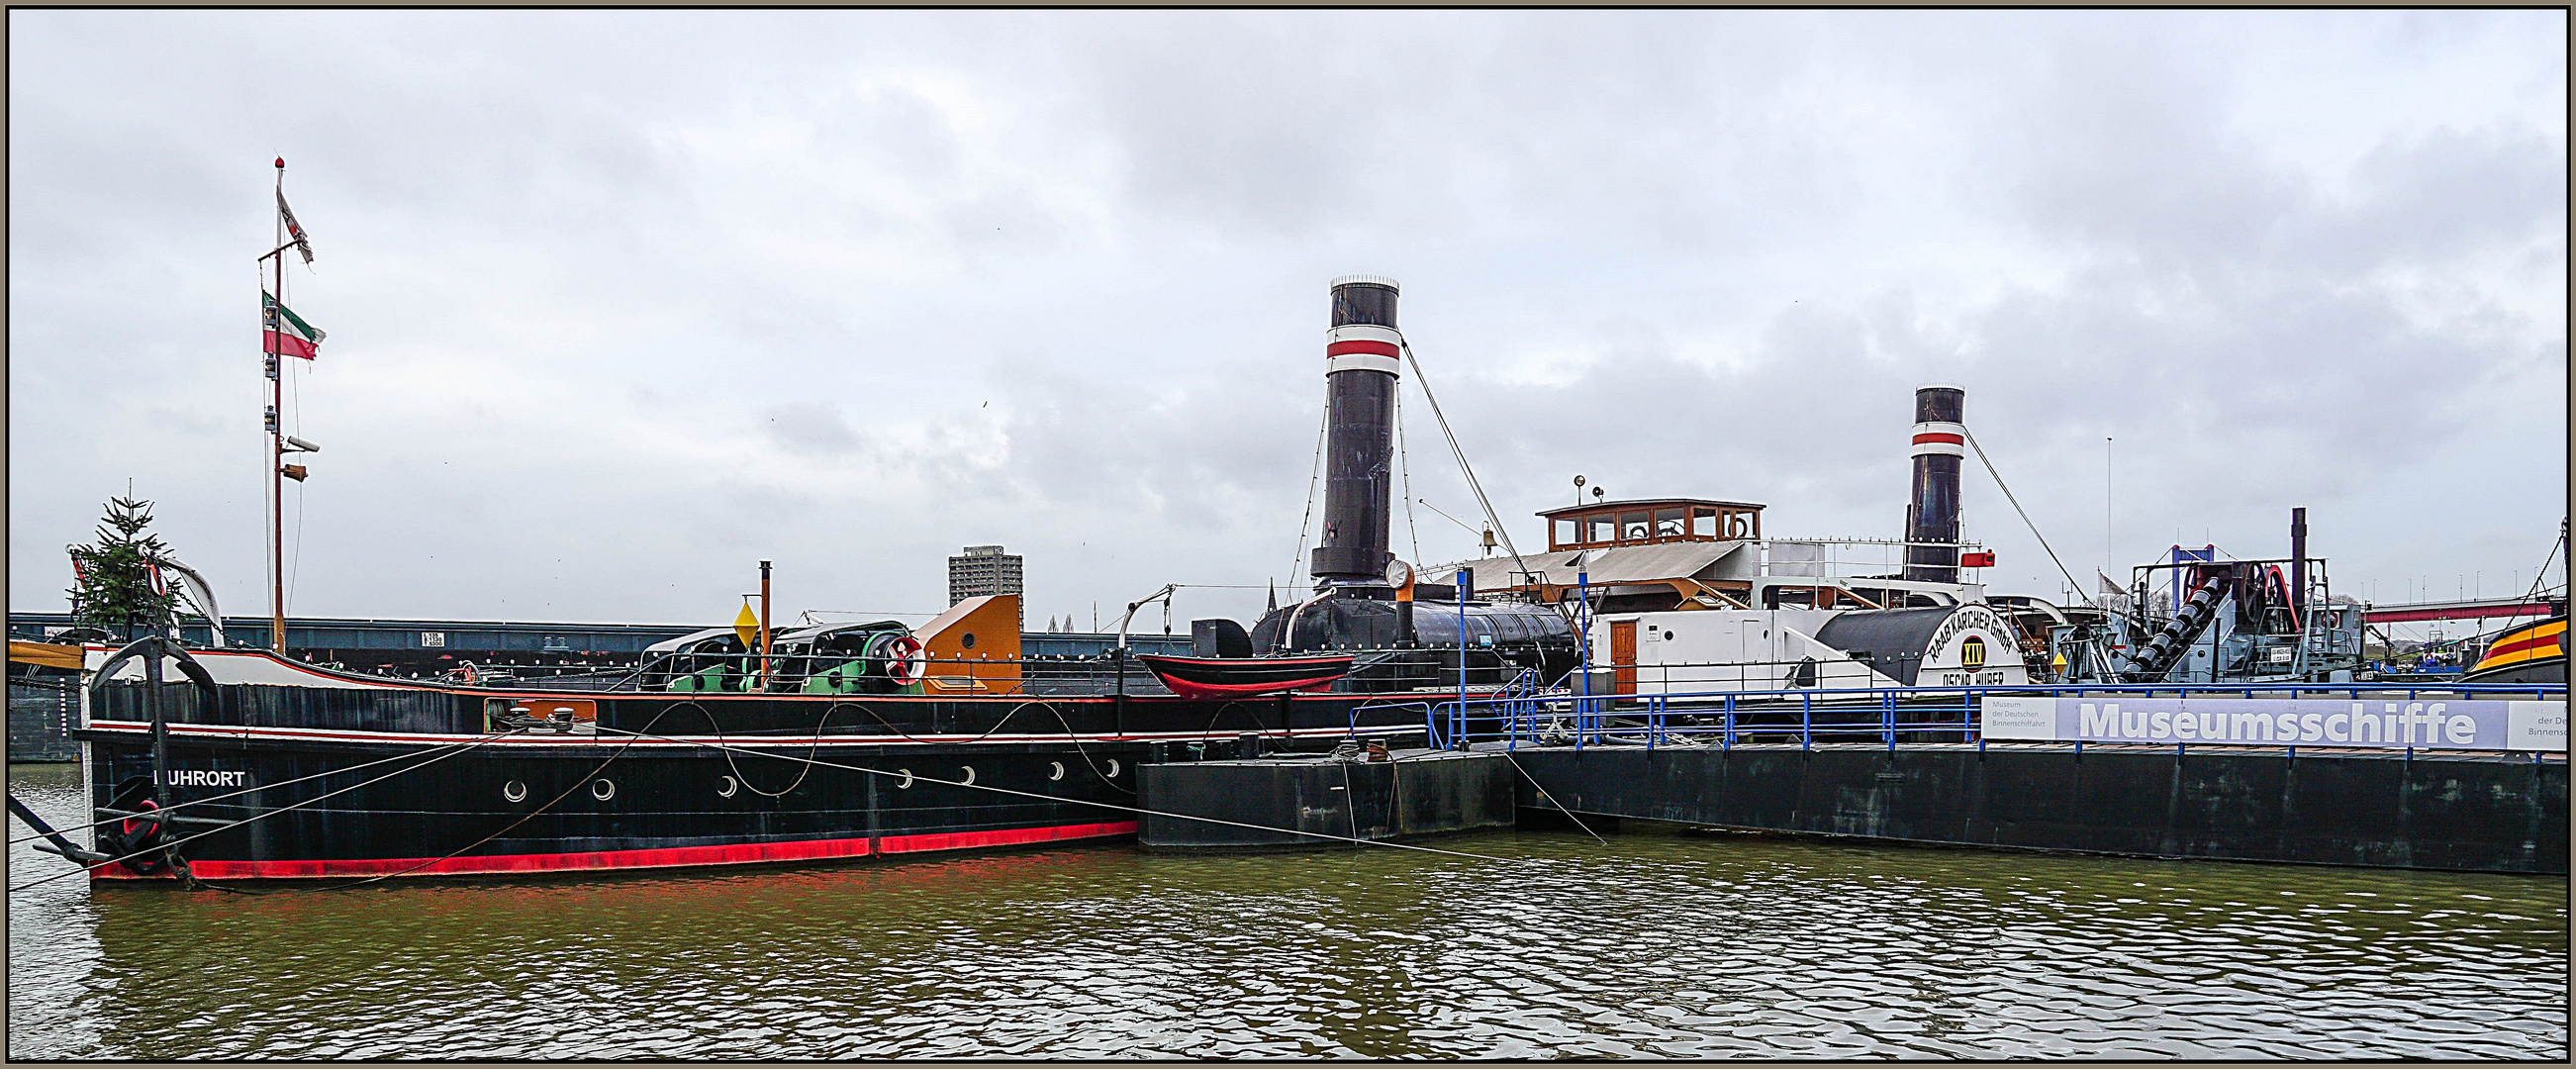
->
[262,291,326,360]
[276,189,315,264]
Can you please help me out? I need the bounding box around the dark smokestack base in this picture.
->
[1312,276,1402,586]
[1904,385,1965,584]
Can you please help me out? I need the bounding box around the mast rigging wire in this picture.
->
[1396,337,1531,590]
[1395,383,1421,567]
[1961,428,2091,607]
[2525,519,2567,602]
[1288,393,1332,602]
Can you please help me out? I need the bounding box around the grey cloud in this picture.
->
[760,402,863,457]
[8,10,2562,628]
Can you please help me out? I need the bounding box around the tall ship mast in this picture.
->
[258,158,324,651]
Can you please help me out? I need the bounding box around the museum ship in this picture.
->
[53,275,1581,883]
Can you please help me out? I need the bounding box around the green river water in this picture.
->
[6,761,2565,1058]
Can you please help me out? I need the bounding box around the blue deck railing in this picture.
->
[1407,680,2568,759]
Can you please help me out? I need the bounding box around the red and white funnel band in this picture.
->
[1326,324,1402,376]
[1910,421,1966,458]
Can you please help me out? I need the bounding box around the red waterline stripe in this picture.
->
[1912,433,1964,445]
[1326,340,1399,357]
[111,821,1137,880]
[878,821,1135,855]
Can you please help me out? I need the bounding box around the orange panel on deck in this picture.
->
[918,594,1022,692]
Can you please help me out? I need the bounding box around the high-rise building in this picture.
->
[947,544,1024,630]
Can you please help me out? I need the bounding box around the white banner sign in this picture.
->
[1981,697,2567,752]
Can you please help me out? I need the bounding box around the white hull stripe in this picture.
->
[81,720,1422,747]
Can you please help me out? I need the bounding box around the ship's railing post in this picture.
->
[1973,688,1986,752]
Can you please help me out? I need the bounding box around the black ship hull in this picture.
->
[75,650,1428,881]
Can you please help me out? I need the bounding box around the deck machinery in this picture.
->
[2050,515,2367,685]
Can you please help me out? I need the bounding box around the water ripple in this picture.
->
[8,763,2566,1058]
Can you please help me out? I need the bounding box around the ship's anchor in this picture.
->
[80,636,223,878]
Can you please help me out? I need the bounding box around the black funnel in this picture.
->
[1310,276,1401,586]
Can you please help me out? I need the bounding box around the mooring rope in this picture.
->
[12,711,1522,894]
[7,727,530,895]
[1496,747,1608,845]
[585,723,1513,863]
[7,732,516,846]
[200,707,691,895]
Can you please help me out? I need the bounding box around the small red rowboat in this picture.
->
[1134,653,1357,700]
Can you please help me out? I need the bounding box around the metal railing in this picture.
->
[1417,680,2569,757]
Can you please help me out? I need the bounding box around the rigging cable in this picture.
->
[1288,392,1332,602]
[1395,381,1421,567]
[1961,428,2090,606]
[205,708,692,895]
[1394,337,1532,589]
[8,729,519,845]
[2525,519,2567,602]
[7,727,528,894]
[584,723,1511,863]
[288,372,304,611]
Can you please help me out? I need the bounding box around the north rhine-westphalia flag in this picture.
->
[263,291,325,360]
[276,190,314,263]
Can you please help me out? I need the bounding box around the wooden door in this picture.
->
[1609,621,1638,695]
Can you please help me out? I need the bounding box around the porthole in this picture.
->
[591,778,616,802]
[898,768,913,790]
[1105,759,1121,777]
[961,632,977,649]
[1048,761,1065,782]
[718,775,739,798]
[502,780,527,803]
[959,765,977,786]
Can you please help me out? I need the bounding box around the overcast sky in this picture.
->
[9,10,2566,634]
